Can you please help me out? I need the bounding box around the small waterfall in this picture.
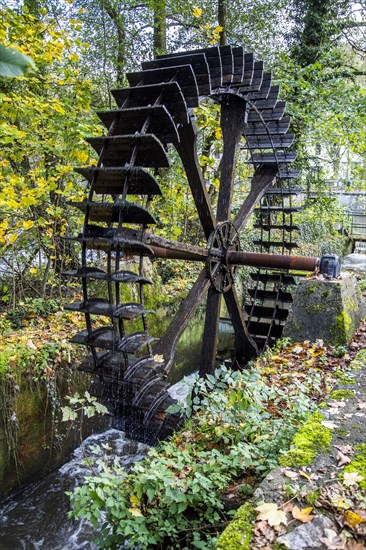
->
[0,430,149,550]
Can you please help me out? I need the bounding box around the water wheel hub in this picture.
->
[206,221,240,293]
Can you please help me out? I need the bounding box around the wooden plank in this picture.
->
[86,134,170,168]
[70,200,156,225]
[217,96,248,222]
[231,46,244,84]
[244,305,290,321]
[75,166,162,195]
[97,105,179,144]
[127,65,199,108]
[220,45,234,85]
[243,134,295,149]
[111,82,188,124]
[241,52,254,86]
[247,101,286,122]
[142,53,211,95]
[246,321,283,337]
[175,121,216,239]
[247,151,297,164]
[244,118,291,135]
[199,288,221,376]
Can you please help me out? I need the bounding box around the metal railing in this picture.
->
[347,210,366,237]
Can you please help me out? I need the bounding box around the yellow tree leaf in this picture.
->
[192,7,202,17]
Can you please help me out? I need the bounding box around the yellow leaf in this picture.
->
[130,495,140,507]
[8,233,18,245]
[23,220,34,230]
[215,25,224,32]
[255,502,288,527]
[76,151,88,163]
[292,506,315,523]
[128,507,143,517]
[344,510,365,529]
[215,128,222,139]
[192,7,202,17]
[29,267,37,274]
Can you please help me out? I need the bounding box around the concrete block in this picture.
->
[283,273,366,346]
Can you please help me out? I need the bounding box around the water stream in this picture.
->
[0,429,149,550]
[0,304,233,548]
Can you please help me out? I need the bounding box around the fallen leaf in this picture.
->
[153,354,164,364]
[336,451,351,466]
[283,469,299,480]
[320,528,346,549]
[344,510,366,530]
[343,471,364,487]
[299,470,311,482]
[253,519,275,541]
[292,505,315,523]
[333,497,351,510]
[321,420,339,429]
[334,444,354,455]
[358,403,366,409]
[292,345,304,354]
[283,502,294,513]
[344,541,365,550]
[255,502,288,527]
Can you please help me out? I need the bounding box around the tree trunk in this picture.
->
[102,0,126,86]
[218,0,227,46]
[153,0,167,58]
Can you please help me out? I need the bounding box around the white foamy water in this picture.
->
[0,430,149,550]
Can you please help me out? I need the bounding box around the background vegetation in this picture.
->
[0,0,365,309]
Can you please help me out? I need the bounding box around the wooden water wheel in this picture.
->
[64,46,318,443]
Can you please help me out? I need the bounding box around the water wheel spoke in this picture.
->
[153,269,210,371]
[199,287,221,377]
[216,97,247,222]
[175,122,216,240]
[224,286,258,363]
[233,165,277,233]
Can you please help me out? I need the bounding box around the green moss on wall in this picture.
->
[216,502,254,550]
[279,412,332,468]
[343,444,366,489]
[330,389,355,400]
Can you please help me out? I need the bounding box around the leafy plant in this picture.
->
[69,364,318,548]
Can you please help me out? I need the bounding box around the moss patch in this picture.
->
[330,389,355,400]
[343,444,366,489]
[279,412,333,468]
[216,502,254,550]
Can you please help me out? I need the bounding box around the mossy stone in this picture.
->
[330,389,355,399]
[343,444,366,489]
[279,412,332,468]
[216,502,254,550]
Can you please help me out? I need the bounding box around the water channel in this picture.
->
[0,300,234,548]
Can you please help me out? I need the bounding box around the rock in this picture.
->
[277,515,337,549]
[253,467,288,503]
[283,273,366,346]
